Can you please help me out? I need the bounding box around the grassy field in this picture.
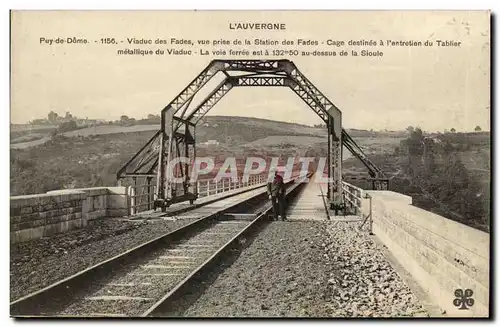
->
[10,116,326,149]
[10,116,490,228]
[62,124,160,137]
[244,135,325,147]
[10,116,403,150]
[10,124,58,132]
[10,126,57,143]
[10,125,160,149]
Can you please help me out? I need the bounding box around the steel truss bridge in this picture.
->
[117,59,388,211]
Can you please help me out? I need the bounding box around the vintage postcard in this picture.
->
[9,10,490,318]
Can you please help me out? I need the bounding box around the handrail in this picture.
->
[341,181,373,234]
[359,192,374,234]
[341,181,363,215]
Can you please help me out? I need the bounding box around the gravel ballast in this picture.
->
[10,217,197,301]
[182,220,429,318]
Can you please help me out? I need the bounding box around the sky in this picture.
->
[10,10,490,132]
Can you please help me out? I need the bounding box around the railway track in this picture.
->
[11,174,308,317]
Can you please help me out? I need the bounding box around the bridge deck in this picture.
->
[286,181,329,221]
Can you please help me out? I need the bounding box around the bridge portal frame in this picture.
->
[117,59,386,211]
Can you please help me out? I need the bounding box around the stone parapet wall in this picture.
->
[11,187,128,244]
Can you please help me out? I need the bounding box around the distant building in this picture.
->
[424,136,442,144]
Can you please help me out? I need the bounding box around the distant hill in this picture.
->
[196,116,324,143]
[203,115,313,128]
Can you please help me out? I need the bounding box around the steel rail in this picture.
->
[143,175,307,317]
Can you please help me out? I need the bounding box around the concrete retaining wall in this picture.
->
[367,191,489,317]
[11,187,128,244]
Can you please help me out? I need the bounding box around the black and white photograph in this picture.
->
[8,10,491,318]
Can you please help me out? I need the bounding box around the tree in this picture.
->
[145,114,160,123]
[474,126,482,132]
[400,127,425,176]
[65,111,73,120]
[443,141,454,153]
[450,128,456,133]
[406,126,414,133]
[120,115,129,122]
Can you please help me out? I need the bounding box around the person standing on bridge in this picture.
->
[267,170,287,221]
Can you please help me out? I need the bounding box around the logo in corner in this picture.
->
[453,289,474,310]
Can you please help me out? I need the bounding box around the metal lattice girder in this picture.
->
[331,139,342,201]
[172,73,342,205]
[167,72,342,204]
[328,107,342,203]
[117,130,161,178]
[118,59,387,209]
[162,61,225,125]
[219,59,285,72]
[187,75,327,125]
[236,76,287,86]
[342,129,387,178]
[281,61,337,111]
[280,60,342,139]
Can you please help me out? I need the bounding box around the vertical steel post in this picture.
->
[163,108,175,202]
[156,132,164,200]
[369,194,373,235]
[355,189,360,215]
[183,121,192,197]
[327,108,342,208]
[327,120,332,201]
[126,186,131,216]
[131,177,137,215]
[193,125,198,199]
